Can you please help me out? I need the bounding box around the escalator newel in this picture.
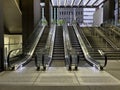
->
[68,55,72,71]
[42,54,46,71]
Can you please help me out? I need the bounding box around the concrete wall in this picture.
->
[93,8,103,26]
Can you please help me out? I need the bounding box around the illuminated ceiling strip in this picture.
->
[98,0,107,7]
[79,0,83,6]
[85,0,91,6]
[64,0,67,6]
[71,0,75,6]
[92,0,98,6]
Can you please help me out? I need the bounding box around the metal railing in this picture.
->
[63,24,78,70]
[73,23,107,70]
[7,20,46,70]
[35,24,56,71]
[94,27,119,50]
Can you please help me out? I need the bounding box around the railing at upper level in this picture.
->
[72,22,107,70]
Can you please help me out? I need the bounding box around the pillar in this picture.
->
[103,0,115,23]
[53,7,57,23]
[44,0,50,26]
[21,0,41,45]
[0,0,4,71]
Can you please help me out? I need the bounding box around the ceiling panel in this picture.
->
[59,0,65,6]
[73,0,82,6]
[94,0,104,6]
[51,0,107,7]
[87,0,97,6]
[66,0,72,6]
[83,0,89,5]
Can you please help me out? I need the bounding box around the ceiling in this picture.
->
[51,0,107,8]
[3,0,22,34]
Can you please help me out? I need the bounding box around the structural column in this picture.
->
[0,0,4,71]
[115,0,120,25]
[44,0,50,26]
[50,2,54,23]
[53,7,57,23]
[21,0,41,45]
[103,0,115,23]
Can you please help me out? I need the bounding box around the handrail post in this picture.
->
[103,54,107,67]
[75,54,79,70]
[35,53,38,67]
[35,53,40,71]
[68,54,72,71]
[98,49,108,70]
[7,53,10,69]
[42,54,46,71]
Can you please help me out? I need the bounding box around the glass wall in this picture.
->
[4,35,22,56]
[82,8,96,26]
[57,7,83,25]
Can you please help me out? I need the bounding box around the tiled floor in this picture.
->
[0,60,120,90]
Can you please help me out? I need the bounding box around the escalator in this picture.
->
[78,27,108,61]
[33,27,49,54]
[68,26,89,67]
[73,24,107,70]
[26,27,50,67]
[51,26,65,67]
[7,26,49,70]
[90,27,119,60]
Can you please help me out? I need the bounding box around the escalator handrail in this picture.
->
[46,24,56,66]
[73,23,105,70]
[7,23,46,70]
[106,24,120,34]
[80,26,108,68]
[79,27,93,48]
[63,24,77,69]
[35,24,55,69]
[7,48,22,67]
[94,27,119,50]
[103,26,120,36]
[75,24,108,69]
[97,49,107,67]
[63,25,71,68]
